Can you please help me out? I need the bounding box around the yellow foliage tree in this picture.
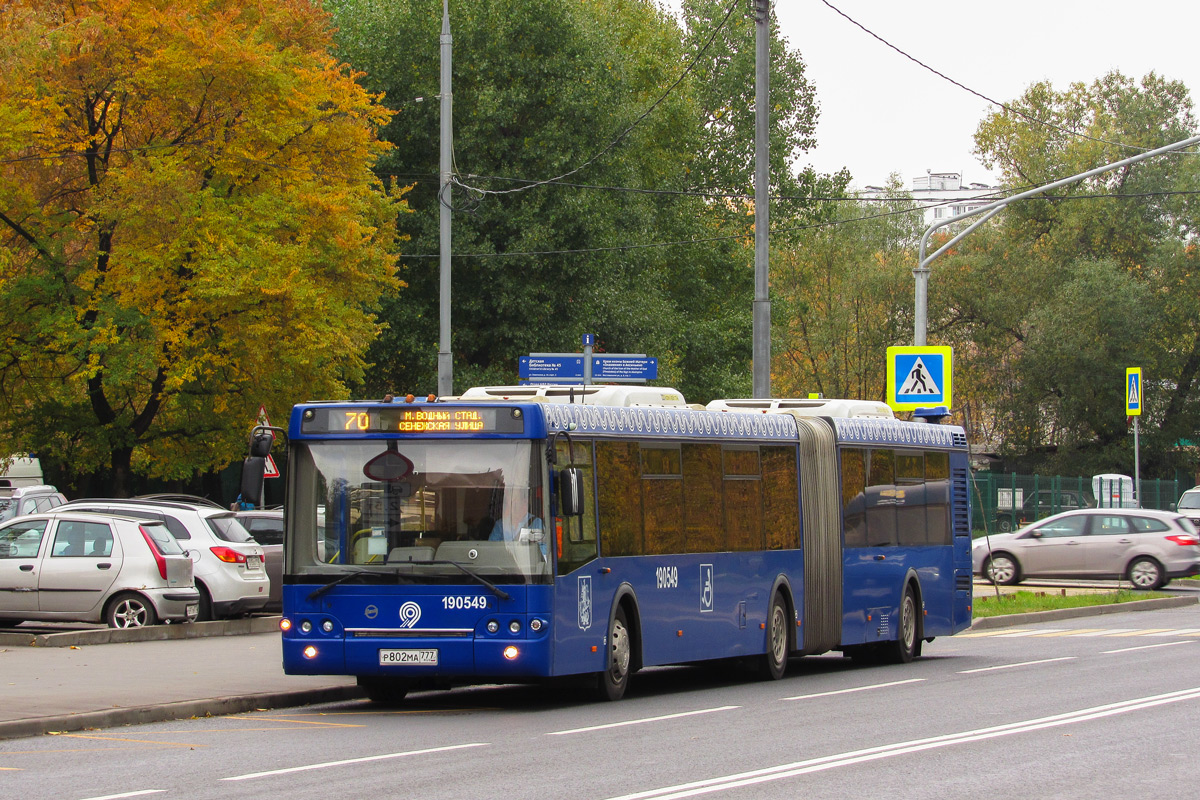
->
[0,0,403,494]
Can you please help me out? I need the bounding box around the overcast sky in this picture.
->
[747,1,1200,189]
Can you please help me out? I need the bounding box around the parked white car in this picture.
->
[0,511,199,628]
[62,498,269,620]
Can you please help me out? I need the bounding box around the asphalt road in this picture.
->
[3,603,1200,800]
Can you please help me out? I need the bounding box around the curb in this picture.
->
[0,685,365,742]
[967,595,1199,630]
[0,616,282,648]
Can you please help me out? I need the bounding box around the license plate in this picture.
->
[186,603,199,618]
[246,555,262,570]
[379,648,438,666]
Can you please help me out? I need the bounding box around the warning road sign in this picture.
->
[887,346,953,411]
[256,405,280,478]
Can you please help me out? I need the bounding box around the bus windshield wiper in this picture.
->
[307,568,406,601]
[425,560,511,601]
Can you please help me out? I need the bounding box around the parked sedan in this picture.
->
[0,511,200,628]
[974,508,1200,590]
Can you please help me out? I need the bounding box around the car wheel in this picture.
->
[357,676,410,705]
[997,518,1013,533]
[195,583,214,622]
[105,592,157,628]
[1127,557,1165,590]
[759,592,790,680]
[984,554,1021,585]
[598,605,632,701]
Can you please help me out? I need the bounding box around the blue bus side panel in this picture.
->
[552,552,804,676]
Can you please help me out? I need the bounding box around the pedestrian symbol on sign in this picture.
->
[899,358,941,396]
[1126,368,1142,416]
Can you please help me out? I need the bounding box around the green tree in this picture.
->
[946,71,1200,476]
[0,0,402,495]
[329,0,840,404]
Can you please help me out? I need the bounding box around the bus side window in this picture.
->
[557,438,598,574]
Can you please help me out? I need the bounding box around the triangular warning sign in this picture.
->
[898,357,941,396]
[264,455,280,479]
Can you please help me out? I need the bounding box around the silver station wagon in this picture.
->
[0,511,200,628]
[973,508,1200,590]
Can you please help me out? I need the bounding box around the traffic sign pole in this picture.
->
[1127,367,1142,506]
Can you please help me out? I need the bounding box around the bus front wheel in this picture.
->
[358,676,410,706]
[598,606,632,701]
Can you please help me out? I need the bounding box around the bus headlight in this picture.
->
[303,645,318,659]
[503,645,519,660]
[322,619,335,633]
[508,620,521,634]
[279,618,292,632]
[529,618,543,632]
[300,620,313,633]
[487,620,499,633]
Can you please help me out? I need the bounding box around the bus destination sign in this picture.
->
[300,406,526,435]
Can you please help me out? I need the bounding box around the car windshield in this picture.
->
[287,440,549,584]
[1178,493,1200,510]
[0,498,16,523]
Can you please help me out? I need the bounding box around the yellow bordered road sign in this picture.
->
[887,346,953,411]
[1126,368,1142,416]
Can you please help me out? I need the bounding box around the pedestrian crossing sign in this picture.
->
[1126,367,1141,416]
[887,346,953,411]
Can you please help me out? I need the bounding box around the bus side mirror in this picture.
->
[240,457,267,506]
[250,431,274,458]
[558,467,584,517]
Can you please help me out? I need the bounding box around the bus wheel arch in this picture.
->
[884,575,923,664]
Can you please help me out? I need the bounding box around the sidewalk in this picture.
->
[0,595,1196,742]
[0,620,362,741]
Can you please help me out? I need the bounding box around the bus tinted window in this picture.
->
[597,441,641,556]
[762,446,800,550]
[723,446,762,552]
[841,449,867,548]
[642,445,684,555]
[682,444,723,553]
[867,450,897,547]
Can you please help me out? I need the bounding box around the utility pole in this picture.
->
[751,0,771,398]
[437,0,454,396]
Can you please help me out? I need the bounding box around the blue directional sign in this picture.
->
[886,346,952,411]
[519,355,584,381]
[592,356,657,381]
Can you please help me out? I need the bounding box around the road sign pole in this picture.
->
[1134,417,1140,506]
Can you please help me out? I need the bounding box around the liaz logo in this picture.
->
[398,601,422,628]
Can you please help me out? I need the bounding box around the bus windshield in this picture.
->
[288,439,549,584]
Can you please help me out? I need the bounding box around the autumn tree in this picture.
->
[771,177,921,400]
[0,0,403,495]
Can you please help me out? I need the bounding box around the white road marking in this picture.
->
[221,742,488,781]
[783,678,925,701]
[547,706,740,736]
[600,687,1200,800]
[1103,641,1196,654]
[957,656,1076,674]
[77,793,166,800]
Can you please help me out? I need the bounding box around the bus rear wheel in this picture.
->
[598,606,632,701]
[882,586,919,664]
[358,676,410,706]
[759,593,789,680]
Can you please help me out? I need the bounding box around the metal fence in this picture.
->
[969,472,1190,534]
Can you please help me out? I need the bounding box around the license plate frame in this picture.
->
[379,648,438,666]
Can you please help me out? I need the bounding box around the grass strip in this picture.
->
[972,588,1170,617]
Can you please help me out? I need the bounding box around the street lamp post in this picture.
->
[913,133,1200,346]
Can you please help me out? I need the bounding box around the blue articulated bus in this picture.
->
[264,394,972,703]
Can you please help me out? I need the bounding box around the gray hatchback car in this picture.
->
[974,508,1200,590]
